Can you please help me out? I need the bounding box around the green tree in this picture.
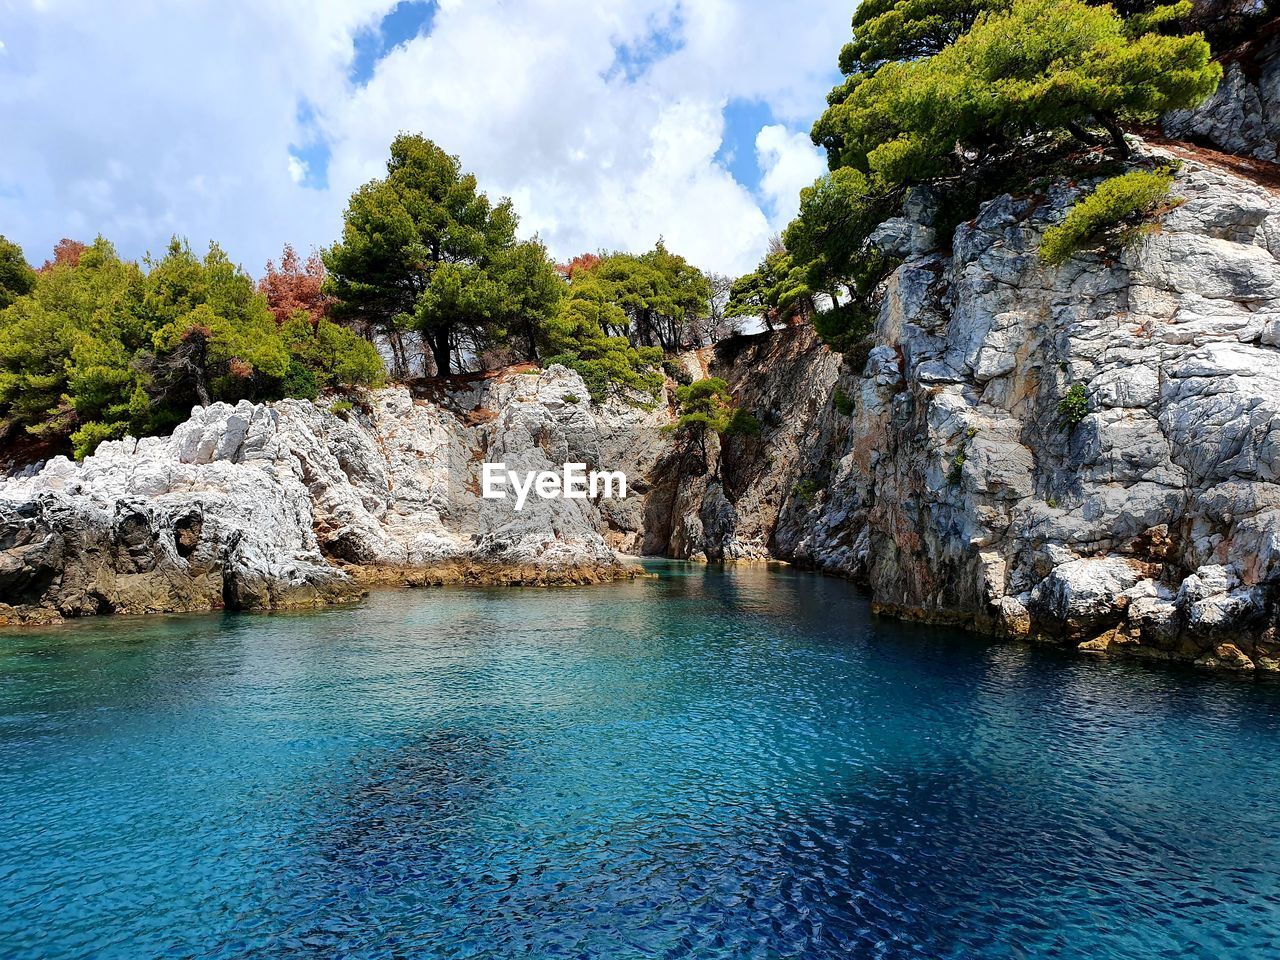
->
[785,0,1218,354]
[0,237,147,447]
[281,314,387,393]
[780,168,898,352]
[542,271,664,403]
[145,239,290,417]
[594,243,712,351]
[814,0,1219,173]
[411,262,503,377]
[491,238,565,361]
[0,236,36,309]
[666,377,761,476]
[727,243,819,330]
[839,0,998,76]
[323,134,520,377]
[836,0,1194,80]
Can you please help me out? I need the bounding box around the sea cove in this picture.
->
[2,3,1280,957]
[4,564,1280,960]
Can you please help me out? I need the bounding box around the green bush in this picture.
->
[793,476,823,504]
[280,315,386,392]
[280,357,319,401]
[812,301,877,356]
[725,408,762,437]
[1057,383,1090,428]
[662,359,693,386]
[832,386,855,416]
[542,277,666,405]
[1039,170,1176,266]
[70,420,126,461]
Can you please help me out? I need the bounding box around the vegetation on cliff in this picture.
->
[733,0,1223,357]
[1038,168,1177,264]
[0,135,725,458]
[0,0,1243,461]
[665,377,761,477]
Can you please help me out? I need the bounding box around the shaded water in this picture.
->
[3,562,1280,959]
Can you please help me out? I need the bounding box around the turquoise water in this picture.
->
[3,563,1280,959]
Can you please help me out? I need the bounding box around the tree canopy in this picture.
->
[591,243,712,352]
[0,131,730,464]
[772,0,1221,356]
[727,240,819,331]
[541,261,665,404]
[0,237,383,459]
[324,134,532,377]
[0,236,36,310]
[260,244,330,326]
[814,0,1219,177]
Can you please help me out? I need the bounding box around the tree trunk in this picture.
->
[1066,120,1105,147]
[385,328,407,380]
[429,328,452,377]
[189,334,212,406]
[1094,112,1130,159]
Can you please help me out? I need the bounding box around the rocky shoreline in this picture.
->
[0,367,656,625]
[1,137,1277,669]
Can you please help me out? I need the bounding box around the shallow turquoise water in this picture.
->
[3,562,1280,959]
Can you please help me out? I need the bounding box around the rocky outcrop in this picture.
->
[0,366,658,623]
[640,330,841,561]
[1164,19,1280,164]
[667,143,1280,669]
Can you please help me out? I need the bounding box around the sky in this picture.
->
[0,0,849,278]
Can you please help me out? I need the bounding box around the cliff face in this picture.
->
[639,330,840,561]
[1164,19,1280,165]
[678,145,1280,668]
[0,366,665,622]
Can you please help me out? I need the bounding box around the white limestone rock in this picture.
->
[0,366,650,620]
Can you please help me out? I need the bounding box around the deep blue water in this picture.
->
[3,562,1280,959]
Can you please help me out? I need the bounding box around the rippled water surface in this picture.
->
[4,563,1280,959]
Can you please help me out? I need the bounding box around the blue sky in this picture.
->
[0,0,847,276]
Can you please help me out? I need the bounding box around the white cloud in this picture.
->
[287,155,309,185]
[0,0,849,277]
[755,123,828,231]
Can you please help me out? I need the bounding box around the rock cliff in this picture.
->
[668,143,1280,669]
[1164,19,1280,165]
[0,366,663,622]
[5,143,1275,670]
[3,104,1278,672]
